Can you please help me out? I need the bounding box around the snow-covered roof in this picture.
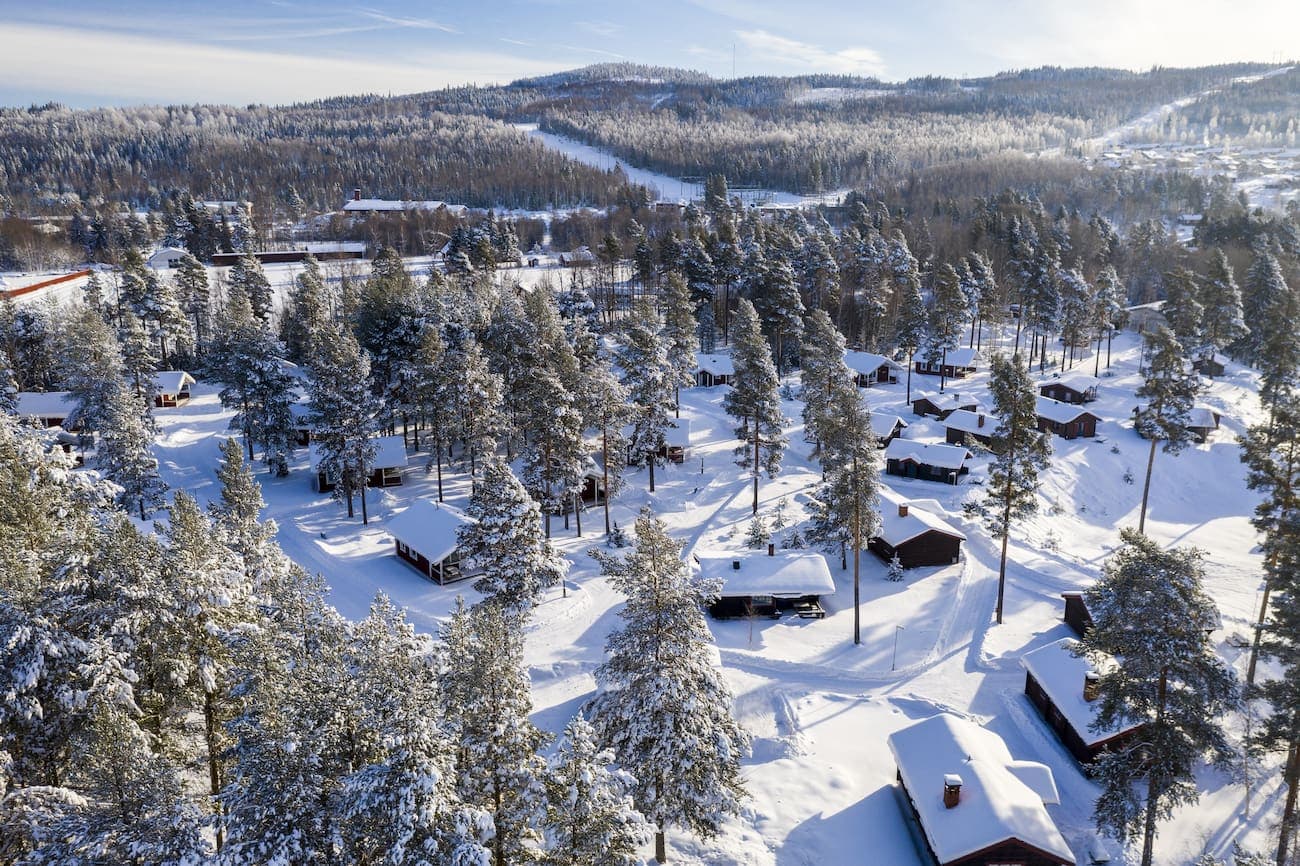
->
[1021,638,1138,748]
[343,198,465,213]
[147,246,188,267]
[943,409,993,436]
[696,550,835,598]
[16,391,75,420]
[385,500,473,565]
[1040,371,1100,392]
[301,241,366,254]
[1187,406,1222,429]
[913,391,980,412]
[920,346,979,367]
[150,370,195,395]
[887,714,1073,866]
[309,434,408,471]
[877,486,966,546]
[843,350,903,375]
[870,413,907,439]
[696,352,735,377]
[884,439,973,471]
[1036,397,1098,425]
[665,419,691,448]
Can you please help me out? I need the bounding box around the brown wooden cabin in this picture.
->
[844,350,903,387]
[872,414,908,447]
[386,500,475,585]
[1035,398,1099,439]
[310,435,407,493]
[884,440,973,486]
[943,410,994,447]
[914,347,978,380]
[1192,351,1227,378]
[912,393,979,420]
[697,549,835,620]
[1022,638,1145,766]
[151,371,196,408]
[871,495,966,568]
[1038,374,1099,405]
[1186,407,1222,443]
[1061,591,1093,637]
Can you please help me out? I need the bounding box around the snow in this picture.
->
[384,500,473,566]
[843,350,902,377]
[696,550,836,598]
[150,370,195,396]
[887,713,1074,865]
[1041,371,1101,391]
[942,408,992,437]
[308,434,408,472]
[920,346,979,368]
[1020,638,1136,748]
[912,391,981,414]
[884,439,973,471]
[870,413,907,440]
[342,198,467,214]
[16,390,75,422]
[695,351,735,379]
[877,487,967,547]
[1036,396,1099,425]
[136,314,1283,865]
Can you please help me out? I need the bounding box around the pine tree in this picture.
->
[1135,325,1199,534]
[228,251,274,324]
[589,509,749,863]
[281,253,329,363]
[460,459,567,611]
[0,348,16,415]
[755,256,805,376]
[409,324,454,499]
[926,262,967,392]
[97,379,167,519]
[307,324,384,522]
[59,304,125,436]
[1079,529,1236,866]
[1162,267,1204,350]
[447,337,504,478]
[799,309,847,456]
[980,353,1051,624]
[441,601,548,866]
[575,344,631,537]
[617,300,676,491]
[1199,249,1247,354]
[1094,265,1125,374]
[661,274,699,417]
[892,241,927,403]
[542,715,649,866]
[1056,267,1095,369]
[724,299,787,514]
[1236,247,1290,366]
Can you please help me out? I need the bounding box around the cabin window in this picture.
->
[397,541,409,555]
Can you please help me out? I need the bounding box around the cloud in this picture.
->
[576,20,623,38]
[0,23,566,106]
[355,7,458,34]
[736,29,885,76]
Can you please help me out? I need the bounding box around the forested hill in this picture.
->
[0,61,1284,217]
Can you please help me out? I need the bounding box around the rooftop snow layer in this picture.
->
[16,391,75,419]
[151,370,195,395]
[1036,396,1099,425]
[1020,638,1138,747]
[844,350,903,375]
[877,486,966,546]
[696,550,836,598]
[943,409,993,436]
[871,413,907,439]
[884,439,973,470]
[384,500,473,565]
[310,434,408,471]
[913,391,980,412]
[696,351,736,377]
[887,713,1073,865]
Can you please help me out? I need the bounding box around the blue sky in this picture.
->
[0,0,1294,107]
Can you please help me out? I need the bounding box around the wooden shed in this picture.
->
[695,352,736,387]
[912,391,980,420]
[385,500,475,584]
[1061,591,1093,637]
[1037,371,1099,405]
[871,489,966,568]
[309,435,408,493]
[16,391,80,429]
[871,413,908,447]
[888,714,1073,866]
[844,350,904,387]
[697,548,835,620]
[1186,406,1222,443]
[1035,397,1099,440]
[150,370,196,407]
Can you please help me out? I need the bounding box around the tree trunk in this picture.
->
[853,457,862,645]
[1247,577,1273,685]
[1140,668,1170,866]
[574,493,582,537]
[752,427,760,514]
[939,348,948,393]
[1095,330,1103,377]
[346,484,354,518]
[603,429,612,535]
[360,479,369,525]
[905,352,914,403]
[435,448,444,502]
[675,385,680,419]
[1139,436,1158,534]
[1278,739,1300,866]
[996,506,1011,625]
[648,451,656,492]
[1107,328,1114,368]
[204,690,225,852]
[656,826,667,864]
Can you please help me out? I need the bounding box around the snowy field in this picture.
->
[146,323,1281,865]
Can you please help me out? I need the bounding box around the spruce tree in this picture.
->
[228,251,274,324]
[1079,529,1236,866]
[281,253,329,363]
[0,348,16,415]
[1057,267,1095,369]
[1094,265,1125,374]
[617,299,676,491]
[589,509,749,863]
[1135,325,1199,534]
[306,324,383,522]
[926,262,967,392]
[1200,249,1247,355]
[97,379,167,519]
[575,344,631,536]
[799,309,847,456]
[1236,247,1290,366]
[447,337,504,478]
[1162,267,1205,351]
[724,298,787,514]
[892,241,927,402]
[542,715,649,866]
[980,353,1051,624]
[460,459,567,611]
[174,252,211,348]
[661,273,699,417]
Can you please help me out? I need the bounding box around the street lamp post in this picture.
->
[892,625,905,671]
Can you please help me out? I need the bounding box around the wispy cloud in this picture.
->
[556,43,626,61]
[500,37,534,47]
[576,20,623,38]
[736,29,885,76]
[211,24,389,42]
[356,7,458,34]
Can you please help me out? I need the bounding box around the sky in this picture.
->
[0,0,1295,107]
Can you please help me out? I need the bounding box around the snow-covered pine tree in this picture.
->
[228,250,274,324]
[1079,529,1236,866]
[891,235,927,403]
[926,262,967,393]
[120,313,160,407]
[209,436,278,580]
[755,256,804,377]
[1023,242,1061,371]
[542,714,649,866]
[409,324,454,499]
[280,252,329,364]
[744,514,769,549]
[804,376,879,644]
[661,273,699,417]
[460,458,567,611]
[0,348,16,415]
[886,553,905,582]
[1094,264,1125,374]
[483,289,540,459]
[1134,325,1199,534]
[1161,266,1204,351]
[440,600,548,866]
[448,336,504,478]
[980,352,1051,624]
[575,343,631,536]
[97,379,167,519]
[1234,246,1290,365]
[307,323,384,522]
[617,299,676,491]
[966,251,1001,351]
[800,309,848,455]
[174,252,211,348]
[1056,267,1095,369]
[588,508,749,863]
[59,304,126,436]
[724,298,787,514]
[1199,249,1247,356]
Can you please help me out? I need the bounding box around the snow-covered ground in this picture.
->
[146,324,1282,865]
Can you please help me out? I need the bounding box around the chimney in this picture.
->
[943,774,963,808]
[732,559,741,570]
[1084,671,1101,702]
[768,543,775,556]
[977,414,985,428]
[353,187,362,201]
[898,503,909,518]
